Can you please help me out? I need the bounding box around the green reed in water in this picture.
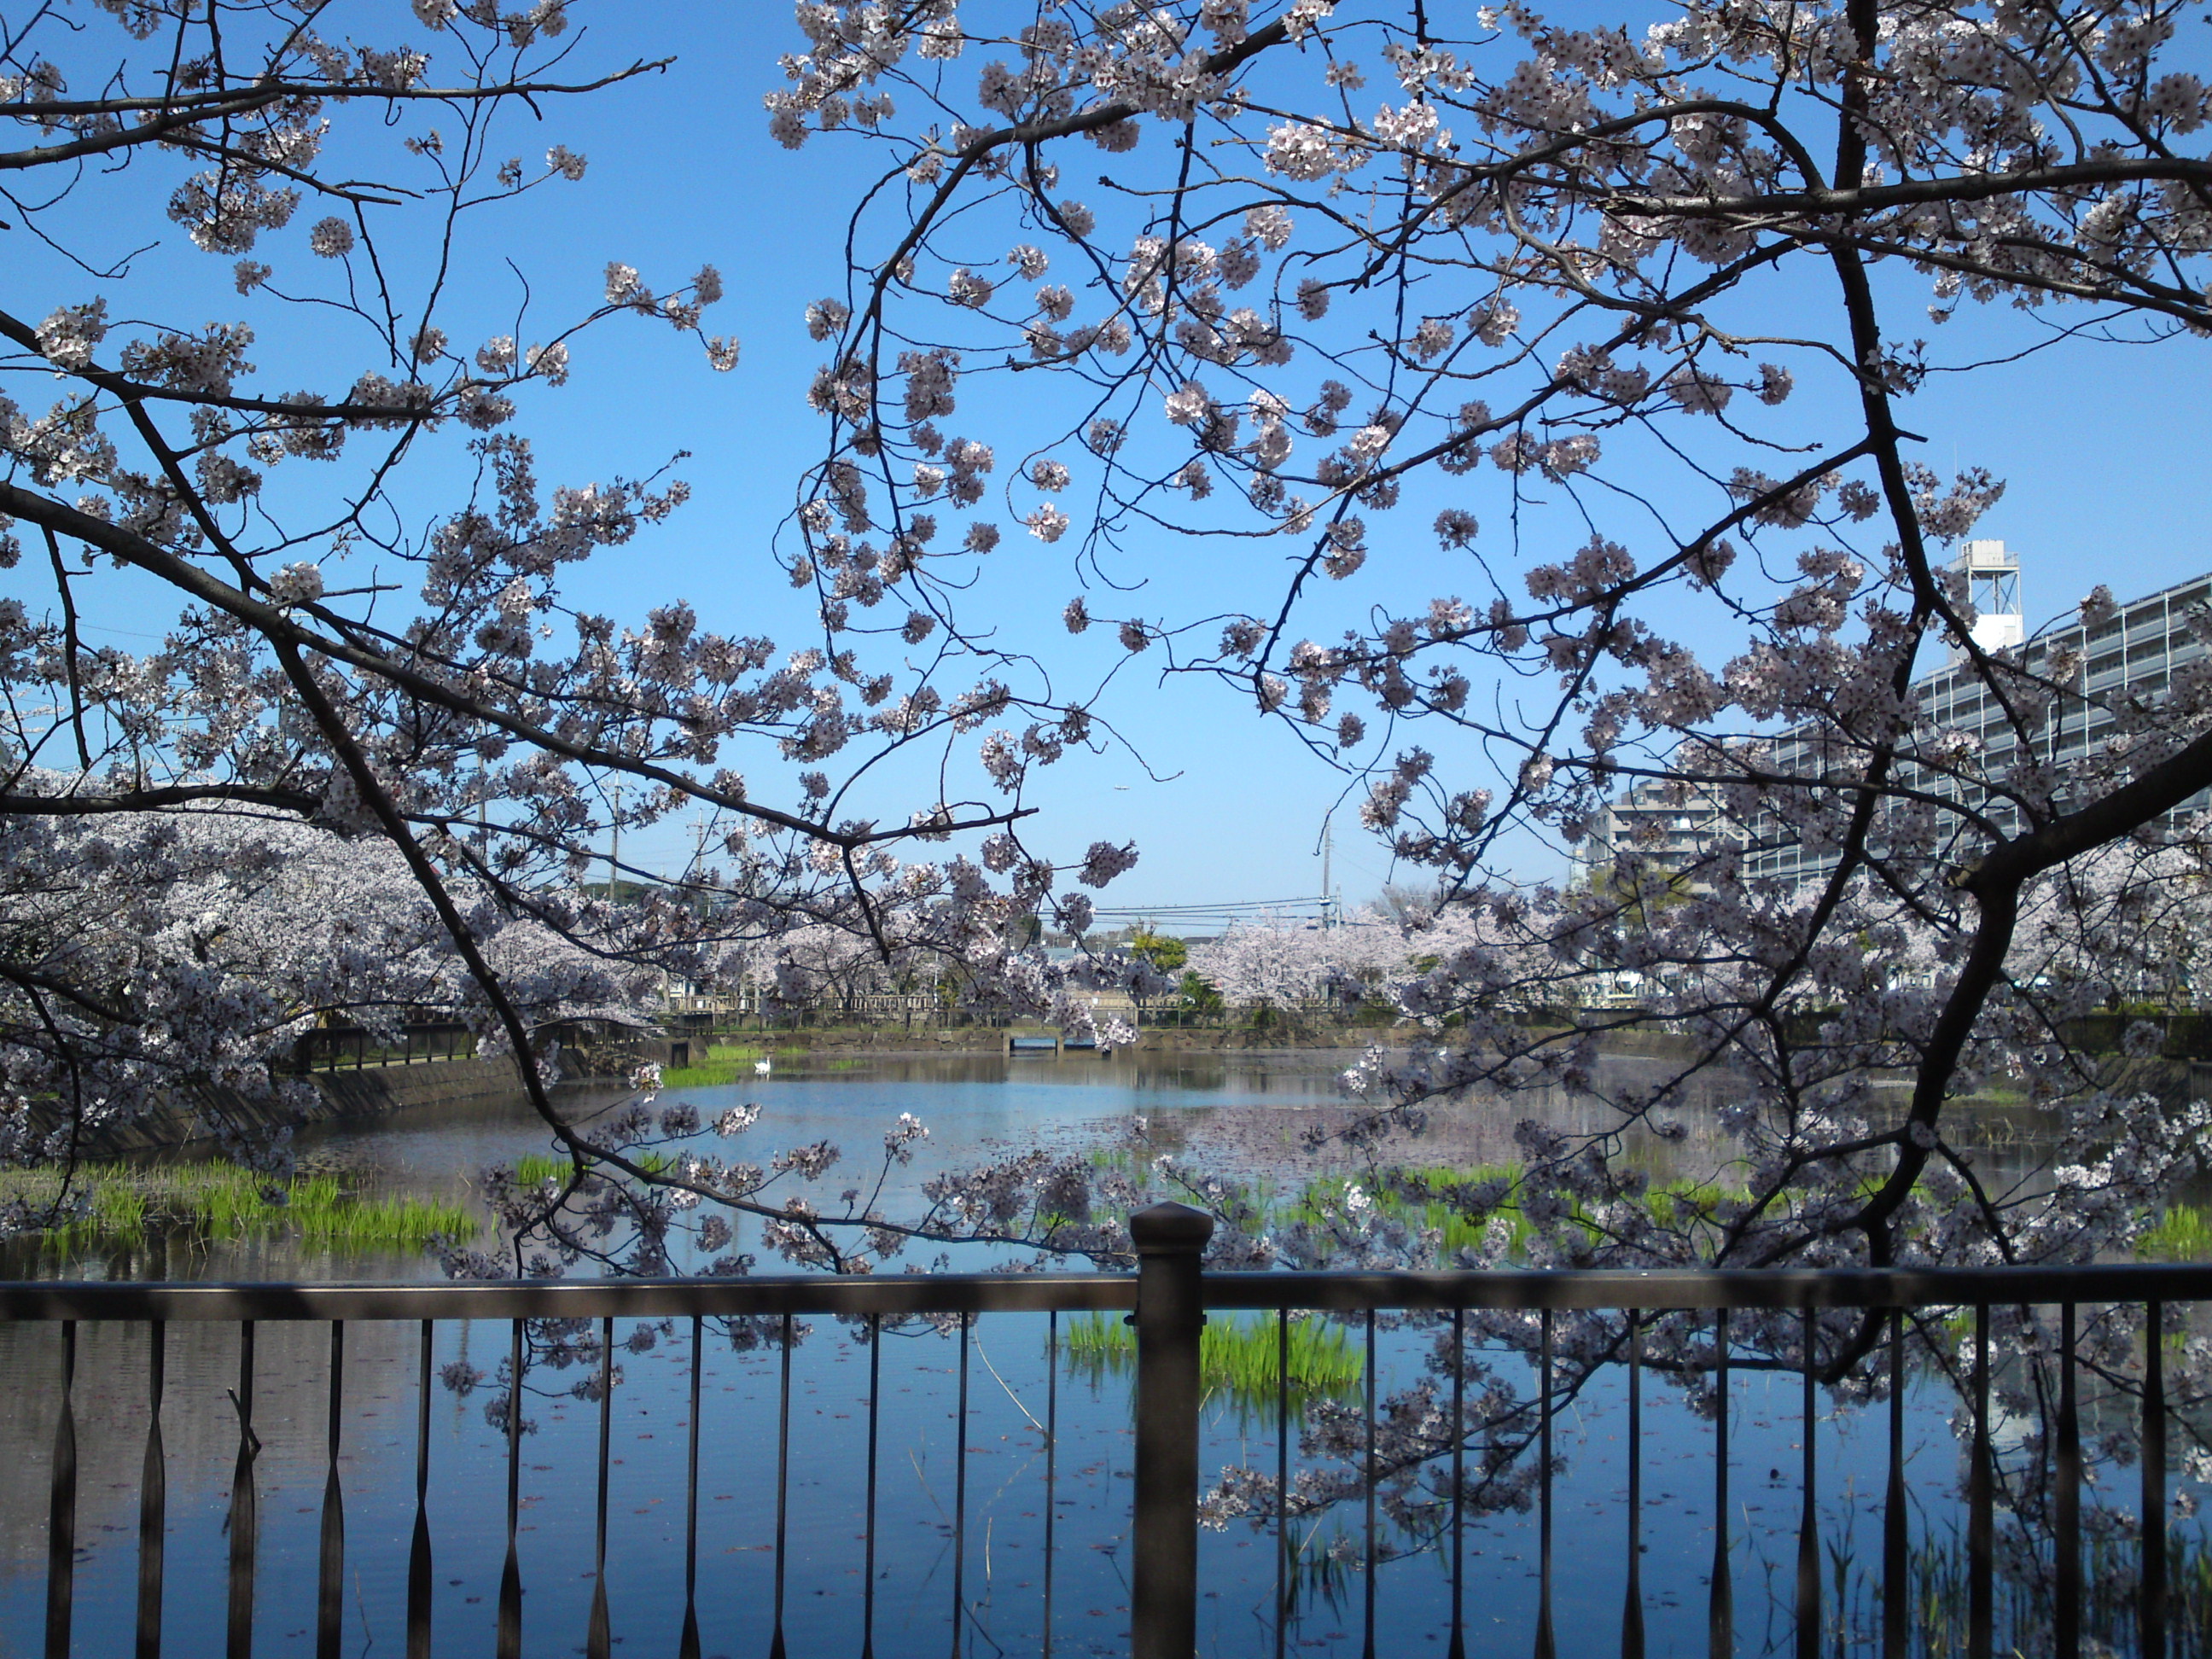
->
[1816,1521,2211,1658]
[652,1041,817,1086]
[2140,1202,2212,1260]
[1062,1311,1363,1410]
[1259,1164,2212,1265]
[510,1149,672,1185]
[7,1161,475,1252]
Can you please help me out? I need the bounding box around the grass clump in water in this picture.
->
[1063,1311,1362,1411]
[1280,1164,1531,1254]
[511,1149,672,1185]
[7,1161,474,1253]
[657,1061,753,1087]
[659,1042,813,1088]
[2138,1203,2212,1260]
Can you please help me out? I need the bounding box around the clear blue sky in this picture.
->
[532,7,2212,904]
[22,4,2212,914]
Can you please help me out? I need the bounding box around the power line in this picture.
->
[1088,896,1328,913]
[1083,896,1335,931]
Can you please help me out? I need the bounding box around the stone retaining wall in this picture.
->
[69,1057,533,1156]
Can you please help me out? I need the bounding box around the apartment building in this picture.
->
[1572,774,1743,894]
[1741,542,2212,887]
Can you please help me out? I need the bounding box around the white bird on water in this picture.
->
[754,1057,772,1076]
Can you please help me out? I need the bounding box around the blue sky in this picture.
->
[15,3,2212,915]
[496,6,2212,904]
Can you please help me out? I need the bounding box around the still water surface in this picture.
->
[0,1049,2197,1656]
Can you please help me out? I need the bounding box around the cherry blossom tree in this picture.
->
[773,0,2212,1260]
[0,1,1158,1254]
[1187,905,1417,1008]
[0,783,653,1195]
[770,0,2212,1556]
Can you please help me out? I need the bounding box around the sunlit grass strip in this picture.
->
[661,1043,812,1088]
[511,1149,672,1185]
[657,1062,751,1087]
[5,1161,475,1252]
[1063,1311,1363,1409]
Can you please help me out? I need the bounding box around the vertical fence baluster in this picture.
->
[2142,1300,2167,1659]
[317,1323,346,1659]
[407,1319,434,1659]
[45,1319,76,1659]
[228,1321,259,1659]
[682,1315,702,1659]
[773,1311,794,1659]
[1130,1202,1211,1659]
[1623,1310,1644,1659]
[1031,1308,1061,1659]
[1448,1307,1465,1659]
[1883,1309,1906,1659]
[1796,1306,1818,1659]
[137,1319,166,1659]
[863,1314,881,1659]
[2056,1303,2080,1659]
[588,1316,613,1659]
[950,1314,969,1659]
[1709,1307,1732,1659]
[1536,1307,1555,1659]
[497,1318,523,1659]
[1364,1308,1377,1659]
[1970,1304,1992,1659]
[1276,1307,1290,1659]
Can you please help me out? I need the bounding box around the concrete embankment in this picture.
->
[740,1022,1716,1059]
[71,1057,533,1156]
[727,1024,1407,1053]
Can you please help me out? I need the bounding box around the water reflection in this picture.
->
[1,1305,2200,1657]
[3,1048,2206,1655]
[8,1046,2204,1285]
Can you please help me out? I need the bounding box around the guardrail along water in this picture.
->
[1,1206,2207,1657]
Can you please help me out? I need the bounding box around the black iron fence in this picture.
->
[289,1022,476,1073]
[2,1208,2206,1658]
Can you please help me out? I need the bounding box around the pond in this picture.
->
[0,1048,2203,1656]
[4,1043,2106,1284]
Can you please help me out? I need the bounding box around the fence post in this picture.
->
[1131,1201,1214,1659]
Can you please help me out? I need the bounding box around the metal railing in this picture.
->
[2,1206,2207,1658]
[289,1022,476,1072]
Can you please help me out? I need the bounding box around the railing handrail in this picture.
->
[4,1259,2210,1322]
[4,1222,2203,1658]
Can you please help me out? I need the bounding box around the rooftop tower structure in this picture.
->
[1953,539,2023,659]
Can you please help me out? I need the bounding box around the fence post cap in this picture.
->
[1130,1202,1214,1253]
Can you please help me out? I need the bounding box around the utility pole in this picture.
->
[607,779,622,902]
[1320,816,1335,927]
